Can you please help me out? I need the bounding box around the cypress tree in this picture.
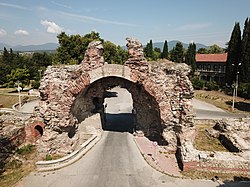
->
[185,43,196,75]
[241,18,250,83]
[172,42,184,63]
[225,22,241,86]
[161,40,169,59]
[144,40,154,59]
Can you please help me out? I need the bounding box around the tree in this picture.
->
[152,47,161,60]
[208,44,224,54]
[161,40,168,59]
[144,40,154,59]
[241,18,250,83]
[31,52,52,67]
[197,48,208,54]
[185,43,196,75]
[103,41,117,64]
[170,42,184,63]
[5,68,30,87]
[103,41,128,64]
[53,31,103,64]
[113,46,128,65]
[225,22,241,86]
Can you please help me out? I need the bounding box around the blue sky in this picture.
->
[0,0,249,47]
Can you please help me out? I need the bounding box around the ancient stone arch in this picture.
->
[37,38,194,155]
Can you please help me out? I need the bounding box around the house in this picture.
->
[195,53,227,84]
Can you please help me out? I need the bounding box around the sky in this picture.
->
[0,0,249,47]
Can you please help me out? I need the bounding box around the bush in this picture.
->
[191,78,205,90]
[205,81,220,91]
[45,154,52,161]
[31,80,40,89]
[238,83,250,99]
[16,144,35,155]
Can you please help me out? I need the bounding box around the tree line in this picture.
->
[0,48,52,88]
[0,31,128,88]
[53,31,128,65]
[1,17,249,99]
[225,18,250,98]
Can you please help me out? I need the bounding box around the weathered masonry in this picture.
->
[37,38,194,155]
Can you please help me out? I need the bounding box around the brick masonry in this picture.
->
[36,38,194,155]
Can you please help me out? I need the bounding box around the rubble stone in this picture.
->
[181,118,250,173]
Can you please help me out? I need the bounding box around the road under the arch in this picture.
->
[22,87,220,187]
[103,86,134,133]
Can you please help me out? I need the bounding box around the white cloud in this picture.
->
[176,23,212,31]
[14,29,29,35]
[40,20,63,34]
[0,28,7,37]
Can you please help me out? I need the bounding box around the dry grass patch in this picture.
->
[194,123,228,152]
[0,145,37,187]
[194,90,250,115]
[0,95,19,108]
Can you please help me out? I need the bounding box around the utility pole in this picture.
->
[15,80,22,109]
[232,63,241,111]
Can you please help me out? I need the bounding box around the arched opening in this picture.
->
[70,76,167,145]
[34,125,43,137]
[103,86,134,133]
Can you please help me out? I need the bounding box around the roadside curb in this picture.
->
[36,133,102,172]
[133,136,182,178]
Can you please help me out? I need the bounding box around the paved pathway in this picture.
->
[19,100,39,113]
[18,88,250,186]
[193,98,245,119]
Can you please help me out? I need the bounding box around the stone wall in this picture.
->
[180,118,250,173]
[0,114,27,171]
[37,38,194,155]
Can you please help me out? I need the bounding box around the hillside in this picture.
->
[0,40,209,52]
[0,42,58,52]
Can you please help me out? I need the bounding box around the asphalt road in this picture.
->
[22,87,224,187]
[193,98,246,119]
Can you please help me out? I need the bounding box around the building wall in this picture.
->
[196,62,226,83]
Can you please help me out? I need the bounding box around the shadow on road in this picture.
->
[102,113,134,134]
[218,176,250,187]
[103,91,118,98]
[225,101,250,112]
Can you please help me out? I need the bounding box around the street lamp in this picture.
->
[232,63,241,111]
[15,80,22,109]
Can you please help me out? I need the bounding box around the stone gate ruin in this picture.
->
[37,38,194,155]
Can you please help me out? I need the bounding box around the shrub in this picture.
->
[191,78,205,90]
[16,144,35,155]
[45,154,52,161]
[205,81,220,91]
[31,80,40,89]
[238,83,250,99]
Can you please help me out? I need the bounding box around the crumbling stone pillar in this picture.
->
[37,38,194,155]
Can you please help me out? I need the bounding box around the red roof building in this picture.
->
[196,53,228,63]
[195,53,227,83]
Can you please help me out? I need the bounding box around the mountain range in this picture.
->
[152,40,209,51]
[0,42,58,52]
[0,40,209,52]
